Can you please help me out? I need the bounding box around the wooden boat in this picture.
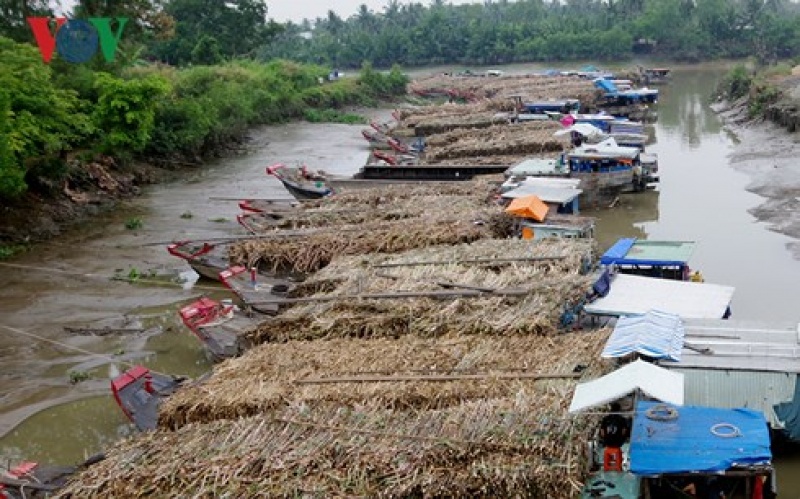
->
[361,128,392,148]
[237,211,283,234]
[0,455,105,498]
[266,163,333,201]
[167,240,229,281]
[178,297,259,362]
[219,266,295,315]
[639,67,671,85]
[111,365,185,431]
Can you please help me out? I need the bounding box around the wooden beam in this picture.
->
[251,287,532,305]
[372,255,567,268]
[295,372,581,385]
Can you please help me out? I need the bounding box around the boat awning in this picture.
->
[594,78,618,94]
[630,401,772,476]
[568,360,684,413]
[583,274,734,319]
[601,238,697,266]
[505,158,564,177]
[501,185,582,204]
[570,138,640,160]
[504,195,548,222]
[602,310,685,361]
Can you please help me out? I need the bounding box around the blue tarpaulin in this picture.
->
[602,310,684,361]
[630,401,772,476]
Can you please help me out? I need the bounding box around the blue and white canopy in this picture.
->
[602,310,685,361]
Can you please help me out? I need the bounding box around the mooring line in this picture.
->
[0,324,176,378]
[0,261,226,292]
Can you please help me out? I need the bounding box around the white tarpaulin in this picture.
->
[584,274,735,319]
[569,360,684,413]
[554,123,606,139]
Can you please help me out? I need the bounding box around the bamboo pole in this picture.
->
[251,287,533,305]
[372,255,567,268]
[295,372,581,385]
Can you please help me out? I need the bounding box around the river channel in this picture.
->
[1,64,799,489]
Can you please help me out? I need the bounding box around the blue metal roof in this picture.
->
[630,401,772,476]
[602,309,685,361]
[601,238,637,265]
[600,238,696,267]
[594,78,618,94]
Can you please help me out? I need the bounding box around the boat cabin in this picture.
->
[522,99,581,115]
[601,238,696,280]
[594,78,659,106]
[640,67,671,85]
[503,194,595,240]
[500,177,582,215]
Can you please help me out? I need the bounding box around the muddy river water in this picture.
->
[1,65,800,489]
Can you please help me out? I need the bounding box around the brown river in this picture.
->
[2,64,800,491]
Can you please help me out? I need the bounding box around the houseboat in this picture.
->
[600,238,697,280]
[639,67,671,85]
[570,360,775,499]
[500,177,582,215]
[504,194,595,240]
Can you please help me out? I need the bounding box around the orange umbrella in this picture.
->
[504,195,548,222]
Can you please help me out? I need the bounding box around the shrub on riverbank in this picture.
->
[0,34,408,200]
[717,63,797,122]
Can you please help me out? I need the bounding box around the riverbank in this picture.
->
[712,72,800,260]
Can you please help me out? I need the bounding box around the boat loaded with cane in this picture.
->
[178,297,260,362]
[111,365,186,431]
[0,455,105,499]
[167,240,230,281]
[219,265,296,315]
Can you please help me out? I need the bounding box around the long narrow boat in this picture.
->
[111,365,185,431]
[219,266,295,315]
[267,164,333,201]
[0,456,105,499]
[178,297,259,362]
[167,240,230,281]
[238,198,297,214]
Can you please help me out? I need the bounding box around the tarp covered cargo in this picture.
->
[568,359,684,413]
[504,195,549,222]
[583,274,734,319]
[630,401,772,475]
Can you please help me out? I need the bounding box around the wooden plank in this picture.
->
[372,255,567,268]
[250,287,532,305]
[295,372,581,385]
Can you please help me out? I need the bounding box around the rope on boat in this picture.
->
[0,261,225,292]
[0,324,174,378]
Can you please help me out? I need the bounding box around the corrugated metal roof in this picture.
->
[601,239,697,266]
[569,360,684,413]
[501,185,582,204]
[602,310,685,361]
[662,319,800,373]
[583,274,735,319]
[505,158,565,177]
[670,368,796,429]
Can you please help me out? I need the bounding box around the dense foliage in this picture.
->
[0,33,408,199]
[263,0,800,67]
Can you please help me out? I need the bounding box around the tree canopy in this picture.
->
[262,0,800,67]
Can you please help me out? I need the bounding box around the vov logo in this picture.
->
[27,17,129,64]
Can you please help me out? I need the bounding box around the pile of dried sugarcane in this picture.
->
[62,391,605,498]
[407,74,599,108]
[159,327,610,429]
[422,122,567,163]
[228,180,511,274]
[242,237,595,344]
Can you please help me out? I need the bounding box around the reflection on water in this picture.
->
[586,190,660,251]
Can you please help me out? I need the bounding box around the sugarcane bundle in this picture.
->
[62,394,604,498]
[242,237,595,344]
[158,326,609,429]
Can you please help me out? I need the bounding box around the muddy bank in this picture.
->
[713,95,800,259]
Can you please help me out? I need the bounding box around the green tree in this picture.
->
[92,72,170,153]
[0,0,54,42]
[151,0,282,65]
[191,34,222,64]
[0,89,25,199]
